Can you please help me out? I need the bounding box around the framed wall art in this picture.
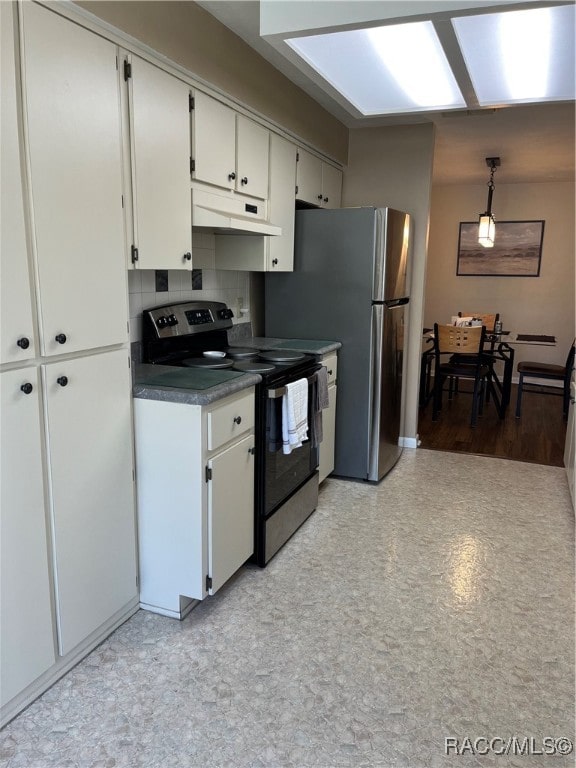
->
[456,220,545,277]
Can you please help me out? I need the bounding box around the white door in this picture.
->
[21,3,128,356]
[267,134,297,271]
[1,2,36,365]
[296,148,322,206]
[207,435,255,594]
[236,116,269,200]
[192,91,236,191]
[321,163,343,209]
[1,368,55,706]
[564,376,575,512]
[129,56,192,270]
[43,350,137,655]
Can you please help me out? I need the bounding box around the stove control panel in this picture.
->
[144,301,234,339]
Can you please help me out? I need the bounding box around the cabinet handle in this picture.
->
[272,258,278,266]
[328,369,333,376]
[57,376,68,387]
[248,446,255,455]
[20,382,33,395]
[317,194,323,200]
[233,416,242,425]
[228,172,236,181]
[323,197,329,203]
[17,337,30,349]
[241,176,248,185]
[183,252,192,262]
[55,333,67,345]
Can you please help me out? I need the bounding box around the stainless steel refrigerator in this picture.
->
[265,206,411,482]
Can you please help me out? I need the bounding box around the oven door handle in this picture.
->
[267,371,319,399]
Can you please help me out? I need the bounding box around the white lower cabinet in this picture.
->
[134,388,255,619]
[319,353,338,483]
[0,368,55,709]
[43,350,138,655]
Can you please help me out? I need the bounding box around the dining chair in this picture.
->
[432,323,492,427]
[515,340,576,420]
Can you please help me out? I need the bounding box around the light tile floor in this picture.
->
[1,449,574,768]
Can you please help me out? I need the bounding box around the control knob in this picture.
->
[218,308,234,320]
[157,316,169,328]
[167,314,178,327]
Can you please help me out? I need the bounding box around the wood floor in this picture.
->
[418,382,567,467]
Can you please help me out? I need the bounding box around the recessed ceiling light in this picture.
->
[453,5,575,105]
[286,21,466,115]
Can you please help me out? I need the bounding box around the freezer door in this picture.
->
[373,208,411,303]
[368,303,405,481]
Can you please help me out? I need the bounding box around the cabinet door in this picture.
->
[1,2,36,365]
[267,134,297,271]
[192,91,236,191]
[43,350,137,655]
[1,368,55,707]
[21,3,128,356]
[129,56,192,270]
[296,148,322,206]
[207,434,255,594]
[319,383,337,484]
[321,163,343,209]
[236,116,269,200]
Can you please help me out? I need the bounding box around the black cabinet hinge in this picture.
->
[205,466,212,482]
[296,151,300,162]
[206,575,212,591]
[189,94,195,111]
[123,60,132,81]
[190,157,195,174]
[295,185,298,195]
[131,245,139,264]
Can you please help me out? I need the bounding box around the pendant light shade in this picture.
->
[478,157,500,248]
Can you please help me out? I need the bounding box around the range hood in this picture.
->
[192,187,282,236]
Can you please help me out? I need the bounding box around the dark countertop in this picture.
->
[230,337,341,356]
[132,364,261,406]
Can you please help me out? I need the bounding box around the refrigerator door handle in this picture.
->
[368,304,384,481]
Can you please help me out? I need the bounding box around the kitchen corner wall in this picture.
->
[343,123,436,444]
[127,233,251,343]
[424,181,576,372]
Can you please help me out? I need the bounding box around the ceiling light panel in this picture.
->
[286,21,466,115]
[453,5,575,106]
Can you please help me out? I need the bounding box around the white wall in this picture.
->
[425,181,575,371]
[343,123,436,442]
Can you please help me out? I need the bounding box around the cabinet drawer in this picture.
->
[322,354,338,385]
[207,391,254,451]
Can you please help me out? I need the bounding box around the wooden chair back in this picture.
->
[435,324,485,355]
[458,312,499,332]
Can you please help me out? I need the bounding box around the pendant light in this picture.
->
[478,157,500,248]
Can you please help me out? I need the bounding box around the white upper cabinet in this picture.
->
[296,148,342,209]
[127,55,192,270]
[236,115,269,200]
[192,92,270,199]
[21,2,128,356]
[214,133,297,271]
[1,2,36,365]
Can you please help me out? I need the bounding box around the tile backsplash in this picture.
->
[128,233,251,343]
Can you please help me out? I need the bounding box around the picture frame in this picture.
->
[456,220,545,277]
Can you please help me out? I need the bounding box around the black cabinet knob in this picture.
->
[17,337,30,349]
[317,194,323,200]
[248,446,255,455]
[241,176,248,185]
[233,416,242,425]
[323,197,329,203]
[55,333,67,345]
[57,376,68,387]
[183,252,192,261]
[228,172,236,181]
[328,369,333,376]
[20,382,33,395]
[272,258,278,266]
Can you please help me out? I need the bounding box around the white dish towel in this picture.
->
[282,378,308,454]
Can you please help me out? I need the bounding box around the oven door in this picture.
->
[261,374,319,518]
